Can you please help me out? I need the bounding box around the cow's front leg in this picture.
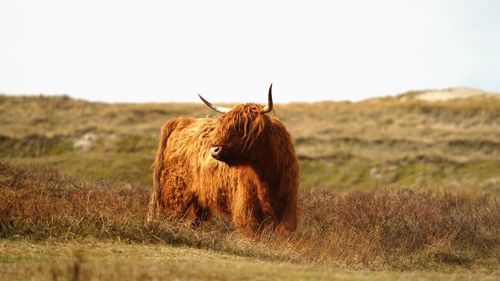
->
[231,172,266,235]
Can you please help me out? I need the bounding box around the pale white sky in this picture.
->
[1,0,499,103]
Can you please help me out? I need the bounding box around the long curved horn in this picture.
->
[198,94,232,114]
[261,84,273,113]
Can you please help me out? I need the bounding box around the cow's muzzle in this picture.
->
[210,145,224,159]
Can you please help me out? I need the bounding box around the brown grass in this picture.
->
[1,161,498,271]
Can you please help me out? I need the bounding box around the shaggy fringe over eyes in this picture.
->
[215,104,267,152]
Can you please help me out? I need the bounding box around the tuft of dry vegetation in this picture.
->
[1,161,498,271]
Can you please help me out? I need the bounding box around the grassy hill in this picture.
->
[1,89,499,280]
[1,89,500,193]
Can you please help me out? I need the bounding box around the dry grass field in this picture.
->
[1,88,499,280]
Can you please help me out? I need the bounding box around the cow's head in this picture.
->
[199,84,274,165]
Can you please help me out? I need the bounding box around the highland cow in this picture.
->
[147,84,298,235]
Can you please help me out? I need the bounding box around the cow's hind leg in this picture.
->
[149,118,186,222]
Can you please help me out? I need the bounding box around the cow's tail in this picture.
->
[147,118,179,223]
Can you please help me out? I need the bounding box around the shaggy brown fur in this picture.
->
[147,103,299,235]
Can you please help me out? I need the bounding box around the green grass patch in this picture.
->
[3,240,499,281]
[8,152,154,186]
[0,135,73,157]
